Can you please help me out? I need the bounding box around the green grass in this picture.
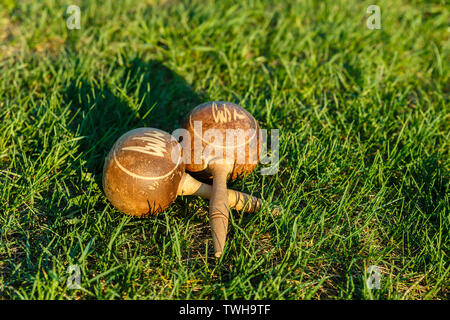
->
[0,0,448,299]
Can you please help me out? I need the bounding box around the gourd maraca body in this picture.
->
[103,128,184,216]
[183,101,262,179]
[103,127,263,217]
[182,101,263,257]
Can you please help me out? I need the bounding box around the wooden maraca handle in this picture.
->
[180,173,262,213]
[208,163,232,258]
[183,170,281,258]
[182,101,265,257]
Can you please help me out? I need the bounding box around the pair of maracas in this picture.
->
[103,101,268,258]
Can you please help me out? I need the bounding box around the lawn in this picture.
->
[0,0,448,299]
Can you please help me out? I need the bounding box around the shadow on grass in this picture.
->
[63,57,204,183]
[1,56,272,299]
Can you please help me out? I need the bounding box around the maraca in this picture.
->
[182,101,263,257]
[102,127,263,217]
